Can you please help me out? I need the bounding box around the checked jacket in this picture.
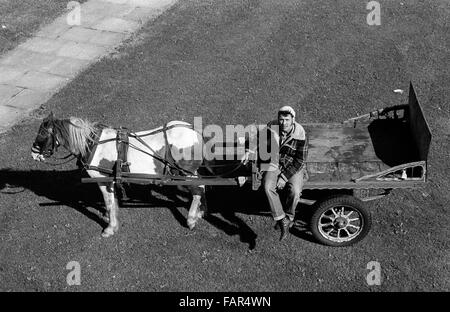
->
[262,120,308,181]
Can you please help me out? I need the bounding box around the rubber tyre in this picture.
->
[310,195,372,247]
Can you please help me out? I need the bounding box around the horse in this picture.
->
[31,112,208,237]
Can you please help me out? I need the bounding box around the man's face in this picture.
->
[278,114,294,133]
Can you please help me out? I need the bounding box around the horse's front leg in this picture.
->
[98,183,119,237]
[187,185,207,230]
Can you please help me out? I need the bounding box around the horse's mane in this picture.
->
[53,117,99,157]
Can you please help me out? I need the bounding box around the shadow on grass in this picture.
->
[203,185,317,247]
[0,168,108,229]
[0,168,188,232]
[0,168,316,248]
[290,204,317,244]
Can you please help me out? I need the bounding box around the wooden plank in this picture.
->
[81,176,240,186]
[81,176,425,190]
[302,180,425,190]
[304,124,377,163]
[302,118,420,182]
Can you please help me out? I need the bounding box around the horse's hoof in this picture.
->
[187,218,196,230]
[101,227,114,237]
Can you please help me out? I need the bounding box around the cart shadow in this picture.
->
[0,168,315,246]
[290,203,317,244]
[0,169,259,238]
[204,185,274,250]
[114,183,262,249]
[203,185,317,247]
[120,183,195,228]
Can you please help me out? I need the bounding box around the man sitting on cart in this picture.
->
[262,106,308,241]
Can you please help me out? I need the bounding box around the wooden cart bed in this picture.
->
[304,119,418,183]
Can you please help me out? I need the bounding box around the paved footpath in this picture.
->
[0,0,177,134]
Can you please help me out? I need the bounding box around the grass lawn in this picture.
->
[0,0,448,291]
[0,0,87,56]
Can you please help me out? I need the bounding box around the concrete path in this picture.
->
[0,0,176,134]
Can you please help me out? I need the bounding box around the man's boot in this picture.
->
[277,217,292,241]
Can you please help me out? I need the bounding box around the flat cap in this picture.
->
[278,105,296,118]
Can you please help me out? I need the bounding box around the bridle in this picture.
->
[31,121,77,165]
[32,121,58,154]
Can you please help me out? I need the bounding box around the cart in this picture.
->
[82,82,431,246]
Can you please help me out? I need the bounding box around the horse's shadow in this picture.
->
[0,168,110,229]
[0,168,315,249]
[0,168,200,229]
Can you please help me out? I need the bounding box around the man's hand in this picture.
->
[241,150,255,165]
[241,151,250,165]
[276,177,286,190]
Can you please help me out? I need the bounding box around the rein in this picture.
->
[41,153,78,166]
[128,131,196,176]
[92,124,247,178]
[38,120,248,178]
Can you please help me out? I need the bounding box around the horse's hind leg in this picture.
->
[98,183,119,237]
[187,185,207,230]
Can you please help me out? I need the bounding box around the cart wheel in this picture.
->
[310,195,372,247]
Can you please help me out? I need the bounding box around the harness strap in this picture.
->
[136,123,195,139]
[163,125,197,176]
[114,128,130,200]
[85,124,197,177]
[42,154,78,166]
[129,134,173,169]
[129,131,195,176]
[163,123,170,175]
[162,123,188,176]
[85,165,113,175]
[116,128,130,173]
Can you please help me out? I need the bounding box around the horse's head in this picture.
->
[31,112,60,161]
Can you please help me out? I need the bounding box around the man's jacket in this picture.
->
[262,120,308,181]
